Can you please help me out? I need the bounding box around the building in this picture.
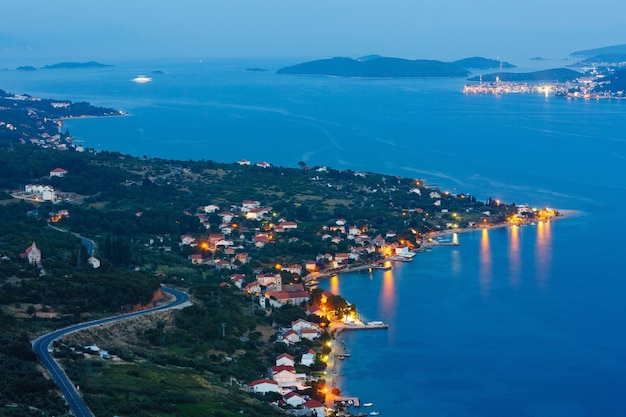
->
[247,379,279,394]
[49,168,67,178]
[24,241,42,265]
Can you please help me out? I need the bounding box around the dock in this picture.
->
[334,396,360,408]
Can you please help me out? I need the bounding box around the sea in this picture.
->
[2,58,626,417]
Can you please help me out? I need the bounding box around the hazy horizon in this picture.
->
[2,0,625,65]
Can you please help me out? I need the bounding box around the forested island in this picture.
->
[277,55,513,78]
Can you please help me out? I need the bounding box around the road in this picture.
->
[47,224,95,255]
[32,286,191,417]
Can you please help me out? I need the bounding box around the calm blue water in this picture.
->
[2,59,626,417]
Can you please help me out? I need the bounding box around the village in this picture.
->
[3,149,559,417]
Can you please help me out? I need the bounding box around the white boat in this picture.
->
[131,75,152,83]
[370,412,380,416]
[363,403,374,407]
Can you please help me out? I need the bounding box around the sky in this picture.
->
[1,0,625,64]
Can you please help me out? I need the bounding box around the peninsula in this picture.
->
[0,90,564,417]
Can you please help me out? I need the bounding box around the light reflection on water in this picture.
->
[535,221,552,288]
[509,225,521,288]
[379,270,396,315]
[479,228,492,295]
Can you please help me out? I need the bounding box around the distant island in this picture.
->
[245,67,268,72]
[42,61,113,69]
[467,68,581,83]
[570,43,626,57]
[277,55,515,78]
[277,56,473,78]
[16,65,37,71]
[450,57,515,70]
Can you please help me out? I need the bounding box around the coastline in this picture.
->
[321,208,580,415]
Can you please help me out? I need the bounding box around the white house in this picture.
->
[49,168,67,178]
[304,399,326,417]
[283,392,306,407]
[271,365,297,387]
[291,319,320,334]
[395,245,410,256]
[281,330,301,345]
[248,379,279,394]
[300,349,316,367]
[203,204,220,213]
[276,353,295,367]
[242,200,261,212]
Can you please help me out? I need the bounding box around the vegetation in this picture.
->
[0,133,517,416]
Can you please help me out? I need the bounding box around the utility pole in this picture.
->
[221,322,226,338]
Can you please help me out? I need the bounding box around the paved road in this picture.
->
[47,224,96,255]
[32,286,191,417]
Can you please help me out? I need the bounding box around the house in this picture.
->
[180,235,195,245]
[235,252,249,264]
[49,168,67,178]
[244,282,261,294]
[267,289,310,307]
[385,230,397,239]
[279,221,298,230]
[254,234,270,247]
[348,225,360,236]
[307,305,324,317]
[203,204,220,213]
[245,207,270,220]
[335,218,346,226]
[280,330,301,345]
[190,254,203,264]
[305,260,317,272]
[237,159,251,166]
[283,264,302,276]
[242,200,261,212]
[291,319,320,334]
[230,274,245,288]
[214,259,231,270]
[208,234,225,247]
[247,379,279,394]
[271,365,297,386]
[276,353,295,367]
[300,328,320,341]
[334,253,349,264]
[256,161,271,168]
[24,242,42,265]
[395,245,410,256]
[300,349,317,367]
[256,273,278,286]
[304,399,326,417]
[283,391,306,407]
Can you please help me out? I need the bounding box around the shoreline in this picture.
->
[321,208,580,415]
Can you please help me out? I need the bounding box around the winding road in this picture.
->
[32,286,191,417]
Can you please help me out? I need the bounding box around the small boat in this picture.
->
[370,412,380,416]
[363,403,374,407]
[131,75,152,83]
